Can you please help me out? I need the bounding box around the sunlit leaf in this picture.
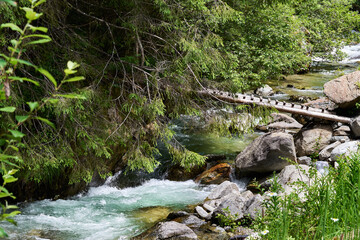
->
[46,98,59,104]
[25,39,51,45]
[23,34,51,39]
[67,61,80,70]
[61,76,85,83]
[8,76,40,86]
[21,7,43,21]
[0,107,16,112]
[54,93,86,99]
[0,0,17,7]
[15,115,30,123]
[0,58,6,69]
[0,23,22,33]
[27,101,39,112]
[8,130,25,138]
[34,0,46,7]
[28,25,48,33]
[36,68,57,87]
[35,117,55,129]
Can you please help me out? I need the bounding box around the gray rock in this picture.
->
[274,164,318,200]
[335,125,351,132]
[319,141,341,161]
[351,115,360,137]
[182,215,206,228]
[255,84,274,97]
[294,125,333,157]
[330,136,350,143]
[245,194,264,219]
[156,221,198,240]
[277,164,311,187]
[297,156,312,165]
[315,161,330,175]
[195,206,211,220]
[265,113,303,130]
[203,203,215,213]
[334,125,351,136]
[330,141,360,161]
[304,97,338,111]
[324,71,360,109]
[206,181,240,200]
[213,192,263,220]
[235,132,296,176]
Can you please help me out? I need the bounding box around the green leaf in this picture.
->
[28,25,48,33]
[10,39,17,47]
[22,7,43,21]
[34,0,46,7]
[47,98,59,104]
[61,76,85,83]
[54,94,86,100]
[25,39,51,45]
[35,117,55,129]
[0,58,6,69]
[67,61,80,70]
[0,192,11,198]
[23,34,51,39]
[64,69,77,75]
[8,130,25,138]
[3,175,17,184]
[27,101,39,112]
[9,145,19,152]
[8,76,40,86]
[0,107,16,112]
[37,68,57,88]
[8,169,18,175]
[8,58,35,68]
[0,0,17,7]
[0,227,8,238]
[1,23,22,33]
[15,115,30,123]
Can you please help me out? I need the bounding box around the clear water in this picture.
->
[268,44,360,100]
[4,180,214,240]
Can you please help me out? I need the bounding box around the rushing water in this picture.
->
[268,43,360,100]
[4,180,214,240]
[4,117,258,240]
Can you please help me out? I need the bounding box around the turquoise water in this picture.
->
[4,180,214,240]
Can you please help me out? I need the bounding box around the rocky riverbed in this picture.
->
[132,69,360,240]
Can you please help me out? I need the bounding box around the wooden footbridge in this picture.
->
[198,88,352,124]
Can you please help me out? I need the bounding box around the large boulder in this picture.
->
[318,141,341,161]
[235,132,296,177]
[330,141,360,161]
[294,125,333,157]
[154,221,198,240]
[323,71,360,109]
[276,164,315,199]
[195,163,231,185]
[132,221,198,240]
[212,191,264,220]
[206,181,240,201]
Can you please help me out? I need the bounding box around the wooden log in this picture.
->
[198,89,352,124]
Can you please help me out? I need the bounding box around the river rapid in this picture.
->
[3,44,360,240]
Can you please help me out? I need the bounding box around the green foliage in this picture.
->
[0,0,86,235]
[0,0,359,204]
[254,152,360,239]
